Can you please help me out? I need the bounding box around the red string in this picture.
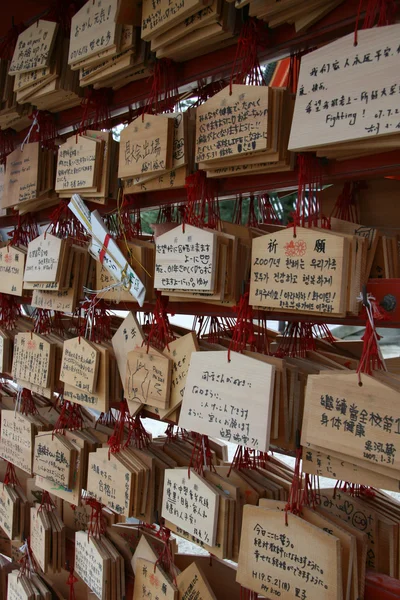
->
[124,415,151,450]
[18,538,38,578]
[258,193,281,225]
[46,0,83,33]
[228,293,257,362]
[357,301,388,376]
[117,194,142,240]
[229,18,268,93]
[193,79,226,107]
[146,293,176,352]
[292,154,322,234]
[97,408,116,429]
[86,498,106,539]
[38,490,56,512]
[247,194,258,228]
[27,110,57,149]
[355,0,397,45]
[48,200,89,244]
[107,401,128,456]
[33,308,53,335]
[79,88,111,135]
[67,568,79,600]
[0,294,20,330]
[53,399,83,434]
[331,181,366,222]
[188,434,215,478]
[155,524,178,584]
[240,587,259,600]
[184,171,220,230]
[9,213,39,247]
[4,462,20,487]
[76,298,112,343]
[143,58,179,117]
[20,388,38,416]
[284,447,303,523]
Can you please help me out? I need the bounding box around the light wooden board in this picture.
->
[155,224,217,292]
[69,0,120,65]
[288,25,400,151]
[9,20,58,73]
[249,227,348,316]
[179,350,275,451]
[24,234,63,283]
[60,337,100,394]
[162,468,219,547]
[195,84,269,163]
[237,505,342,599]
[0,246,26,296]
[112,312,144,388]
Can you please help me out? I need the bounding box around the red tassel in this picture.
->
[230,18,269,91]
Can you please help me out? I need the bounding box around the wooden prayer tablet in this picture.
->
[55,135,100,192]
[237,505,342,600]
[9,20,58,74]
[177,561,217,600]
[288,25,400,152]
[12,332,53,389]
[301,371,400,473]
[4,143,40,206]
[0,245,26,296]
[249,227,348,316]
[0,411,35,474]
[112,311,144,388]
[24,234,64,283]
[60,337,100,393]
[155,224,217,292]
[69,0,121,66]
[0,484,19,541]
[179,350,275,451]
[162,468,220,547]
[74,530,108,598]
[195,84,269,163]
[125,346,172,409]
[134,558,178,600]
[141,0,211,40]
[63,343,110,413]
[33,432,77,489]
[87,448,133,517]
[118,114,175,179]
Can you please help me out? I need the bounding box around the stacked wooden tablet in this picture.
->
[154,222,253,307]
[30,503,66,573]
[195,84,295,178]
[1,142,58,213]
[249,223,368,318]
[119,111,195,194]
[70,0,149,90]
[142,0,238,61]
[74,530,125,600]
[56,131,119,205]
[9,20,82,112]
[289,25,400,159]
[237,0,345,32]
[8,570,54,599]
[0,59,32,131]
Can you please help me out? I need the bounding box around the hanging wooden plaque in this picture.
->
[4,143,40,206]
[13,332,53,388]
[301,372,400,473]
[0,484,17,541]
[69,0,120,65]
[55,135,99,191]
[87,448,133,517]
[0,411,35,474]
[141,0,210,40]
[118,114,174,179]
[74,530,107,598]
[33,432,76,489]
[288,25,400,151]
[179,351,275,451]
[9,20,58,74]
[24,234,63,283]
[0,245,26,296]
[249,227,348,315]
[112,312,144,388]
[134,558,178,600]
[195,84,269,163]
[237,505,342,600]
[63,343,109,412]
[177,561,217,600]
[30,504,48,572]
[60,337,100,394]
[155,224,217,292]
[125,346,172,409]
[162,468,219,547]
